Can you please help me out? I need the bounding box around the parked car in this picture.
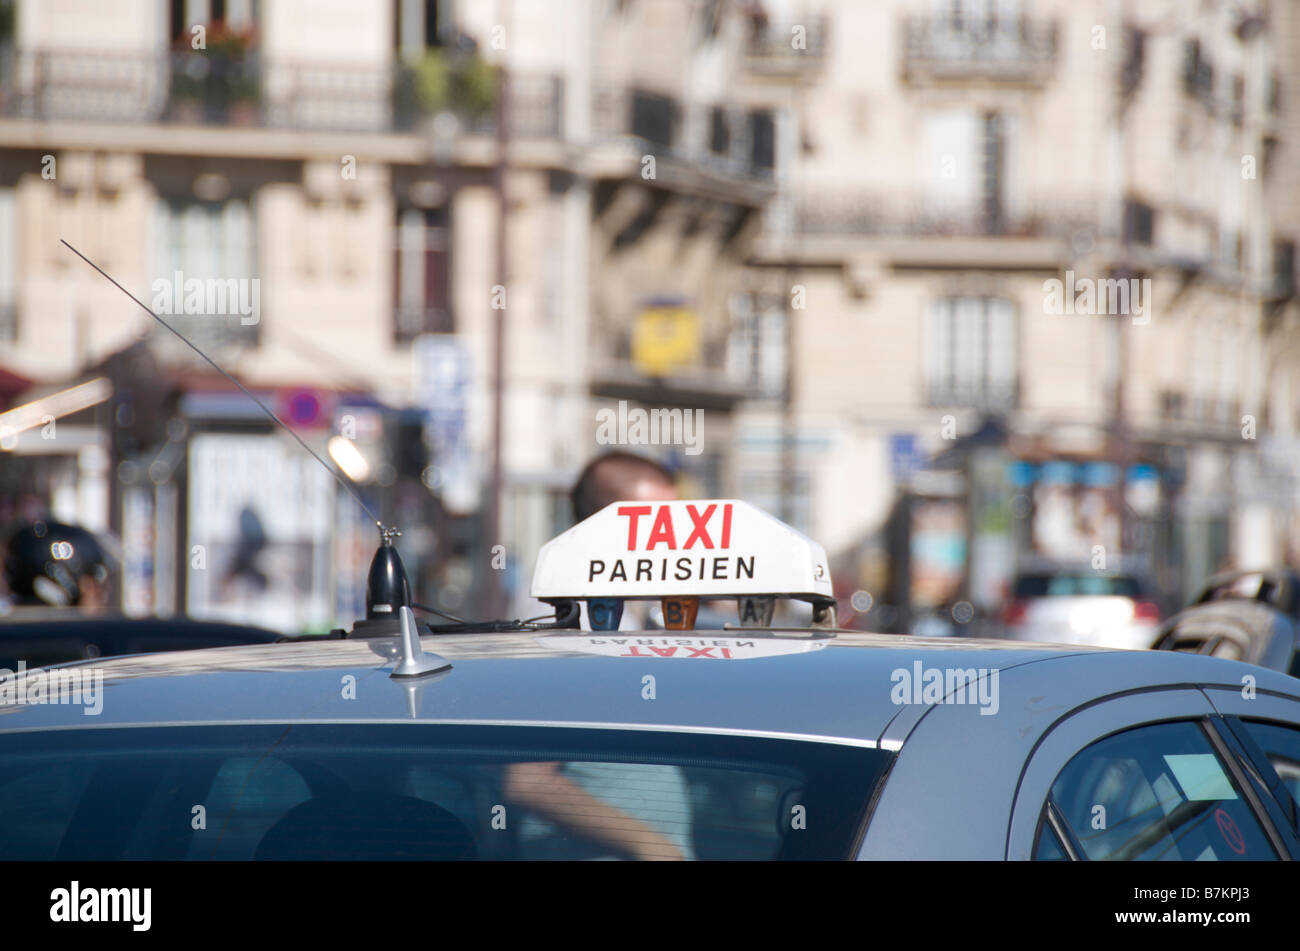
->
[1000,562,1162,648]
[0,615,283,670]
[1152,570,1300,676]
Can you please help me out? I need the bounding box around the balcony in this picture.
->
[792,189,1097,241]
[592,87,776,190]
[589,317,761,409]
[901,15,1058,85]
[926,379,1020,413]
[742,16,829,78]
[0,47,564,139]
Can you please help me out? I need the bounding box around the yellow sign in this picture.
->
[631,306,699,377]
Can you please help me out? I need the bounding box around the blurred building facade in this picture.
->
[0,0,787,626]
[0,0,1298,632]
[747,0,1300,629]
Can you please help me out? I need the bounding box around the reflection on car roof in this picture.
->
[4,629,1298,751]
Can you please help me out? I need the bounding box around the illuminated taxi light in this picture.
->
[531,499,836,628]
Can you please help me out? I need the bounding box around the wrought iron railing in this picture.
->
[792,189,1099,240]
[0,47,564,137]
[901,15,1058,82]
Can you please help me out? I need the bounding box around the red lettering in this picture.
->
[683,504,717,549]
[620,647,651,656]
[686,647,716,657]
[649,647,677,657]
[617,505,652,549]
[645,506,677,550]
[721,503,733,548]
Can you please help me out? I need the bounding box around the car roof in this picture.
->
[3,628,1296,747]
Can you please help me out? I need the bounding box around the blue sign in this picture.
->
[890,433,925,482]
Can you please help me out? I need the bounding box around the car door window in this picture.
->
[1238,720,1300,825]
[1046,720,1275,860]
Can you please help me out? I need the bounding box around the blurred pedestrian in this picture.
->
[502,450,693,860]
[570,450,678,630]
[3,520,111,615]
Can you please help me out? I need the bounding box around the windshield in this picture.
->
[0,724,889,861]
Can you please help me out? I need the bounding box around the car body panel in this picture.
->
[6,627,1300,860]
[860,650,1300,859]
[0,632,1083,745]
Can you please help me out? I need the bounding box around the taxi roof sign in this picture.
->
[530,499,833,603]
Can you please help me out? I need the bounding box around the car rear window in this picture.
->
[1013,573,1143,598]
[1046,720,1275,860]
[0,724,890,861]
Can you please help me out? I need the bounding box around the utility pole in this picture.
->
[1110,1,1132,562]
[485,0,511,618]
[781,268,797,527]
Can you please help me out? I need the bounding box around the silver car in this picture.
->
[3,625,1300,860]
[1001,564,1162,649]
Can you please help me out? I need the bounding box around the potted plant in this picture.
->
[414,48,498,129]
[170,21,259,125]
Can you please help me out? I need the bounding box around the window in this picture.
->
[1237,721,1300,830]
[1046,720,1275,860]
[921,109,1013,234]
[1124,199,1155,245]
[151,197,258,347]
[630,91,679,149]
[394,204,451,341]
[709,106,730,157]
[727,292,786,397]
[0,724,890,860]
[749,109,775,172]
[925,297,1017,409]
[395,0,444,59]
[170,0,255,42]
[1182,38,1213,98]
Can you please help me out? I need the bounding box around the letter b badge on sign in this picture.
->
[662,596,699,631]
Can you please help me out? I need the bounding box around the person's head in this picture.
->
[4,520,110,611]
[570,451,677,522]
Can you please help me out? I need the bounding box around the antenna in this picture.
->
[60,239,385,535]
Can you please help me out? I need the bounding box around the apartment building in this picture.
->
[0,0,786,625]
[746,0,1300,621]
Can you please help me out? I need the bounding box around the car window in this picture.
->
[1013,574,1141,598]
[1288,654,1300,679]
[0,724,889,861]
[1237,720,1300,827]
[1047,720,1275,860]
